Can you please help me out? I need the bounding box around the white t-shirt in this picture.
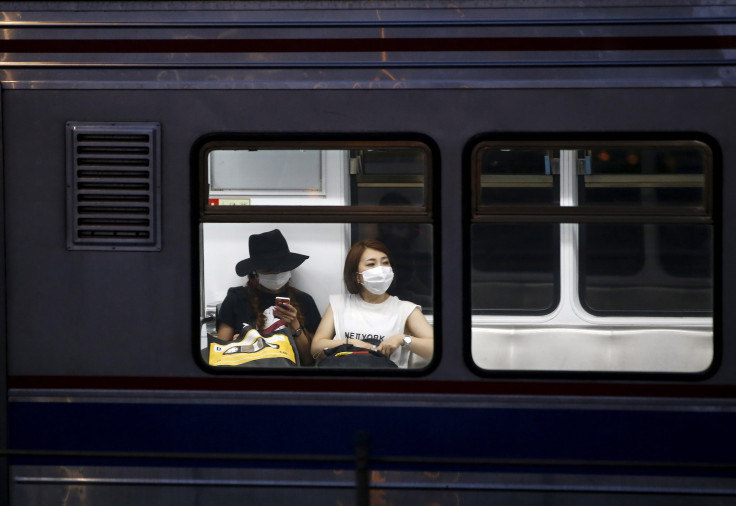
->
[329,293,419,368]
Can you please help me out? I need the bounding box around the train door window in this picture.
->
[469,140,714,374]
[196,140,435,373]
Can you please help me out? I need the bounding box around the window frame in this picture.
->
[193,135,440,376]
[466,135,718,379]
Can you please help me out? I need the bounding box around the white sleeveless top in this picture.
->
[330,293,418,368]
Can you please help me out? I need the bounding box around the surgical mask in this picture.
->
[359,266,394,295]
[258,271,291,291]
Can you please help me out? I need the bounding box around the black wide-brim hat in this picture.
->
[235,229,309,276]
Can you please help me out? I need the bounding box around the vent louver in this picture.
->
[66,122,161,251]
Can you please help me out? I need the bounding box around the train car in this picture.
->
[0,1,735,504]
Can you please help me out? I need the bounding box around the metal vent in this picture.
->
[67,122,161,251]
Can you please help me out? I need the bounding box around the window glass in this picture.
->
[471,223,558,313]
[351,149,426,206]
[210,149,323,193]
[582,146,708,208]
[579,223,712,315]
[476,147,557,206]
[204,144,429,208]
[198,141,434,373]
[470,140,714,374]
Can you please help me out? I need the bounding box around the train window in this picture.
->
[469,140,714,374]
[477,148,558,206]
[209,149,324,197]
[196,140,435,373]
[204,142,427,208]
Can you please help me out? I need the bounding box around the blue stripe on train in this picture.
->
[8,401,736,469]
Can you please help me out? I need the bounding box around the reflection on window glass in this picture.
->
[583,147,707,208]
[580,223,712,315]
[659,224,712,278]
[477,148,557,206]
[352,149,426,206]
[206,146,428,207]
[471,223,558,313]
[470,140,714,374]
[580,223,645,277]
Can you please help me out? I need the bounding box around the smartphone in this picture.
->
[275,296,290,307]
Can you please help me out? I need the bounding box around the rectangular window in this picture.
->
[209,149,325,196]
[197,140,435,372]
[469,139,714,374]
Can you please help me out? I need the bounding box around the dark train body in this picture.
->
[0,1,735,504]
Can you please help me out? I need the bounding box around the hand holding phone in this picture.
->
[274,297,293,323]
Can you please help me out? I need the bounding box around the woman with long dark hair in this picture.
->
[216,229,321,366]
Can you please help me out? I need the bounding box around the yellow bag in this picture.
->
[207,325,297,367]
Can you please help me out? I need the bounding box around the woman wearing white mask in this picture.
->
[310,239,433,368]
[216,229,321,365]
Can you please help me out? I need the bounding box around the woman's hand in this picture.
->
[347,339,375,351]
[377,333,405,357]
[274,302,300,332]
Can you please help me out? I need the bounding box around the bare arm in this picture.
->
[310,305,373,360]
[404,308,434,360]
[217,322,236,341]
[376,308,433,360]
[293,330,314,366]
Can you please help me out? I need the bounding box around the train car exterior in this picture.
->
[0,1,735,504]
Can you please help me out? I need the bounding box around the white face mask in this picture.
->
[258,271,291,291]
[359,266,394,295]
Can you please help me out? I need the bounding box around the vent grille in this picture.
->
[67,122,161,251]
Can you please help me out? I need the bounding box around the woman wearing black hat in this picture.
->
[216,229,321,366]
